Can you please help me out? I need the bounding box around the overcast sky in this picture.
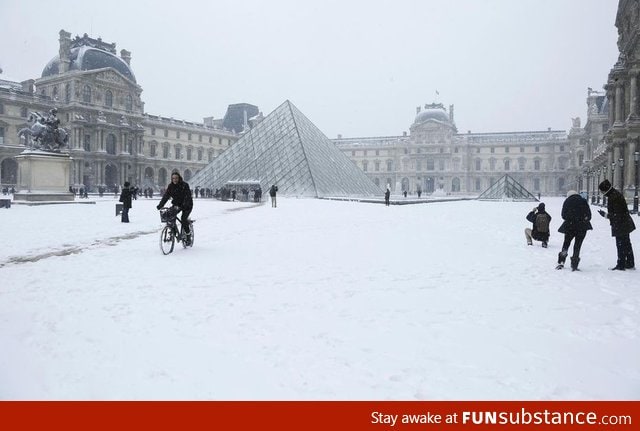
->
[0,0,619,138]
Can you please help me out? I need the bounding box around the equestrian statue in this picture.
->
[18,108,69,152]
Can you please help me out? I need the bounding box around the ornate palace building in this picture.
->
[0,30,239,192]
[581,0,640,211]
[334,103,583,196]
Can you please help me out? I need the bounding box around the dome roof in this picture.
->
[41,46,136,83]
[415,107,450,124]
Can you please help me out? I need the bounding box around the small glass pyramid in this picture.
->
[477,174,539,201]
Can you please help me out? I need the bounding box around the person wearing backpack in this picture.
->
[525,202,551,248]
[556,190,592,270]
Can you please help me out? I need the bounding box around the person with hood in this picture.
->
[525,202,551,248]
[119,181,132,223]
[597,179,635,270]
[269,184,278,208]
[157,170,194,245]
[556,190,592,270]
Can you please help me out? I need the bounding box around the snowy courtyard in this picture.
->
[0,196,638,400]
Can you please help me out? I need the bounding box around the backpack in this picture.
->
[535,213,550,233]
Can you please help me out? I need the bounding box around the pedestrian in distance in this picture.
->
[525,202,551,248]
[384,187,391,206]
[597,179,636,270]
[269,184,278,208]
[119,181,132,223]
[556,190,592,271]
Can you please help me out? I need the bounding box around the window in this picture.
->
[198,149,203,161]
[363,150,367,156]
[475,159,481,171]
[426,159,434,170]
[83,135,91,151]
[352,150,356,156]
[208,151,214,162]
[164,129,168,137]
[490,159,496,170]
[602,124,609,133]
[375,161,380,171]
[188,133,192,141]
[505,146,509,153]
[520,146,524,153]
[187,148,192,161]
[106,134,117,155]
[176,131,181,139]
[454,147,459,153]
[175,147,181,160]
[535,146,540,152]
[504,160,510,171]
[218,138,222,145]
[534,178,540,191]
[125,94,133,111]
[475,178,481,191]
[559,145,565,152]
[0,127,4,144]
[128,139,134,155]
[150,143,157,157]
[519,159,526,170]
[21,107,28,118]
[534,160,540,170]
[416,160,421,171]
[491,147,495,153]
[65,84,71,102]
[387,160,393,171]
[362,160,368,172]
[438,160,445,171]
[208,136,212,144]
[198,134,202,142]
[151,127,156,136]
[52,86,58,100]
[476,147,480,153]
[404,148,409,154]
[82,85,92,103]
[163,145,169,159]
[105,90,113,108]
[0,103,4,114]
[375,150,379,156]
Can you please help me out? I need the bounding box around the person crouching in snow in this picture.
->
[525,202,551,248]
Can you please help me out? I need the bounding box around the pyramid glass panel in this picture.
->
[189,100,381,198]
[477,174,538,201]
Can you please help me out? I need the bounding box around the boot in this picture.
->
[556,250,568,270]
[610,259,626,271]
[570,256,580,271]
[625,251,635,269]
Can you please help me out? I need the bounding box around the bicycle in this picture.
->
[158,207,195,255]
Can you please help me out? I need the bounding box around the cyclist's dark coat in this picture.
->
[158,178,193,210]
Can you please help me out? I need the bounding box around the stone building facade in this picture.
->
[0,30,238,192]
[581,0,640,209]
[334,103,579,196]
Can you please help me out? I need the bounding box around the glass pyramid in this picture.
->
[189,100,381,198]
[477,174,538,201]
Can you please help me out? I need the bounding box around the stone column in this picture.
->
[615,84,624,125]
[629,71,638,119]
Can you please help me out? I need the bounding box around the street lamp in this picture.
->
[591,169,597,204]
[634,151,639,214]
[603,165,609,206]
[619,157,624,191]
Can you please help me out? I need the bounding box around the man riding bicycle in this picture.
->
[157,170,194,245]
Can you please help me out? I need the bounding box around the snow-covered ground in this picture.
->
[0,195,638,400]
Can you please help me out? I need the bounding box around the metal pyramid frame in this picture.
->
[189,100,381,198]
[477,174,538,201]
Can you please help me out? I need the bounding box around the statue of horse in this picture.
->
[18,111,69,152]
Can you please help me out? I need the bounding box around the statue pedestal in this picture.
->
[13,151,75,202]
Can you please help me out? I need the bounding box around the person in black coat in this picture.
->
[598,179,636,270]
[384,187,391,206]
[269,184,278,208]
[525,202,552,248]
[119,181,132,223]
[157,170,194,244]
[556,190,592,270]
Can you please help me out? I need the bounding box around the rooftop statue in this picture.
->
[18,109,69,152]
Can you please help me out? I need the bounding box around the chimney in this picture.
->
[21,79,35,94]
[203,117,215,127]
[58,29,72,74]
[120,49,131,66]
[337,134,342,139]
[449,104,454,122]
[416,106,421,114]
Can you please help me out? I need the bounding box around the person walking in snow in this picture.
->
[597,179,635,270]
[119,181,132,223]
[525,202,551,248]
[384,187,391,206]
[269,184,278,208]
[556,190,592,270]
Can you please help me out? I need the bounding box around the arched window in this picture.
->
[105,90,113,108]
[125,94,133,111]
[52,86,58,100]
[106,134,117,155]
[452,177,461,192]
[82,85,92,103]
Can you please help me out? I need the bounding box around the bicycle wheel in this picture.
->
[159,225,175,255]
[187,221,194,247]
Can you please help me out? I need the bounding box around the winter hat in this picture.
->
[124,181,130,187]
[567,190,578,197]
[537,203,545,211]
[598,179,612,193]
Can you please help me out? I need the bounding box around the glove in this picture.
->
[156,205,162,210]
[598,209,606,218]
